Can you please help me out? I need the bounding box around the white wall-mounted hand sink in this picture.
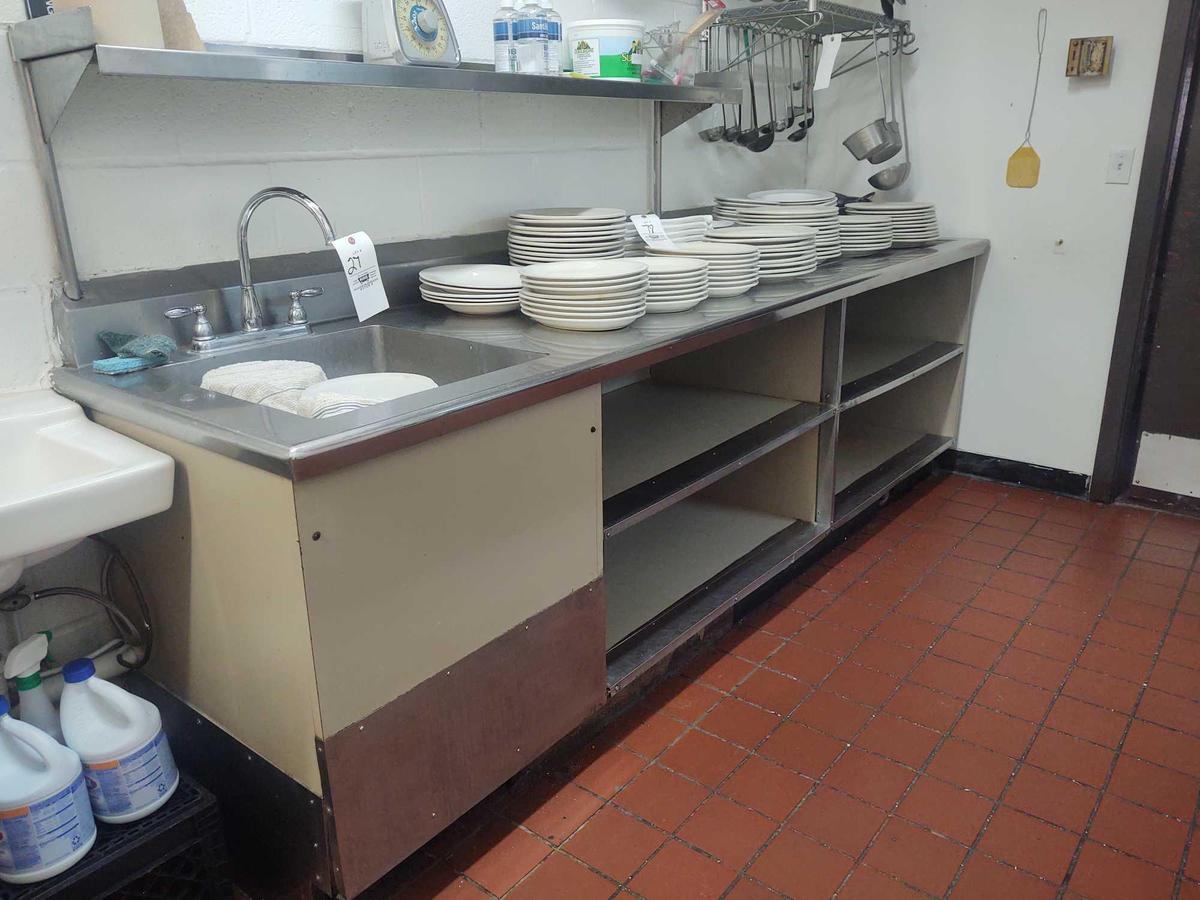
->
[0,391,174,592]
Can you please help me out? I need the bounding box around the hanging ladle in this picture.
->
[738,31,774,152]
[698,26,727,141]
[869,29,911,190]
[788,38,811,142]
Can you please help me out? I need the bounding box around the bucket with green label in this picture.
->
[567,19,645,82]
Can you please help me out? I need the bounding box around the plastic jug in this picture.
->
[59,659,179,824]
[0,696,97,883]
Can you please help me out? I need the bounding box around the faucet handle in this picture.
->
[164,304,215,348]
[287,287,323,326]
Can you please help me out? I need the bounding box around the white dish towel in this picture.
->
[201,360,328,415]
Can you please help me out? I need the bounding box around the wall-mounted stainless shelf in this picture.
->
[719,0,913,43]
[10,8,741,301]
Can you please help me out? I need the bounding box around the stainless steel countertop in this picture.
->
[53,240,989,480]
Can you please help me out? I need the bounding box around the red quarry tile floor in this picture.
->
[371,475,1200,899]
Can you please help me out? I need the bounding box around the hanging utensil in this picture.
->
[789,38,810,142]
[784,38,797,128]
[772,38,788,133]
[868,28,902,163]
[869,28,911,191]
[722,28,741,141]
[1007,8,1048,188]
[843,29,895,161]
[739,31,774,151]
[697,27,725,141]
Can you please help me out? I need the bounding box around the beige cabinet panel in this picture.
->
[295,387,603,736]
[95,417,322,793]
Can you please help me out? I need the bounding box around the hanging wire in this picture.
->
[1023,8,1049,147]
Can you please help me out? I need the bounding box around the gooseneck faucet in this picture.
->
[238,188,337,332]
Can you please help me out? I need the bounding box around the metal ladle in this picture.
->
[788,38,811,142]
[698,26,727,141]
[739,32,774,152]
[869,32,911,191]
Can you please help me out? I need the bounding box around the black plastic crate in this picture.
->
[0,775,232,900]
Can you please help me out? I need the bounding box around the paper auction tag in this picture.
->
[332,232,389,322]
[629,214,679,250]
[814,34,842,91]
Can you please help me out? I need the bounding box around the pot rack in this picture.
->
[714,1,916,79]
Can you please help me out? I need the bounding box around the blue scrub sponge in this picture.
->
[92,356,152,375]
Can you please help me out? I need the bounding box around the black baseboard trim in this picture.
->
[941,450,1091,498]
[1125,486,1200,517]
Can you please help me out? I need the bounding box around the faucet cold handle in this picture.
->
[164,304,215,349]
[287,287,323,326]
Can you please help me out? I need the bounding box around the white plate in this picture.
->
[643,257,708,276]
[842,248,890,257]
[706,224,819,241]
[510,251,626,263]
[707,276,761,287]
[646,297,705,313]
[419,285,521,300]
[509,228,627,240]
[421,288,520,304]
[521,299,646,315]
[424,297,521,315]
[521,287,646,304]
[647,240,760,257]
[648,280,709,293]
[302,373,438,405]
[523,273,648,290]
[524,309,644,331]
[647,286,709,300]
[708,283,756,298]
[419,264,523,291]
[747,189,838,204]
[846,202,934,212]
[520,259,648,281]
[510,206,627,222]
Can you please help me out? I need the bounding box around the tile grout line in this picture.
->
[1052,531,1192,900]
[1174,787,1200,899]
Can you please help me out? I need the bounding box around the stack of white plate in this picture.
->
[837,215,894,257]
[844,202,940,247]
[706,224,819,282]
[730,204,842,264]
[644,257,709,313]
[298,373,439,419]
[508,207,628,266]
[419,264,522,315]
[646,241,761,298]
[519,259,648,332]
[623,215,711,256]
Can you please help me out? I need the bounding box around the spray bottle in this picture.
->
[3,633,63,743]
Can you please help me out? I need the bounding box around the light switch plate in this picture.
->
[1107,146,1135,184]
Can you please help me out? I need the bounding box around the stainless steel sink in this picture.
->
[170,323,541,393]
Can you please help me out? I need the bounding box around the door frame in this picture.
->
[1091,0,1200,502]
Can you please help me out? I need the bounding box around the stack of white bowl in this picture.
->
[706,224,819,282]
[623,215,711,256]
[419,264,522,315]
[644,257,709,313]
[837,216,894,257]
[730,204,841,264]
[646,241,760,298]
[507,207,627,266]
[844,202,940,247]
[519,259,648,332]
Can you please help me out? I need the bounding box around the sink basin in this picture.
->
[172,325,543,412]
[0,391,175,592]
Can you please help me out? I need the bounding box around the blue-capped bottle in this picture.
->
[0,695,96,883]
[493,0,518,74]
[59,658,179,824]
[514,0,547,75]
[539,0,562,75]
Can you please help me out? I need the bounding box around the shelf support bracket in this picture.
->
[10,9,98,301]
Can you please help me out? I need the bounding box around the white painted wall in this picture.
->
[804,0,1171,477]
[0,0,1175,476]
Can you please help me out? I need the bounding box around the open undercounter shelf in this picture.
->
[840,337,963,409]
[603,381,832,537]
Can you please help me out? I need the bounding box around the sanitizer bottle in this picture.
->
[59,658,179,824]
[4,633,63,743]
[0,696,96,884]
[514,0,547,75]
[539,0,563,75]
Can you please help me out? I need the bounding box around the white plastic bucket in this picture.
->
[567,19,645,82]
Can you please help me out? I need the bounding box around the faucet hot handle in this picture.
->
[164,304,215,348]
[287,287,323,326]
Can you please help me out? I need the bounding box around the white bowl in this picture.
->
[419,264,523,291]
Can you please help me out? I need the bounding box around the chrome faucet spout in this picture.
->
[238,187,337,332]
